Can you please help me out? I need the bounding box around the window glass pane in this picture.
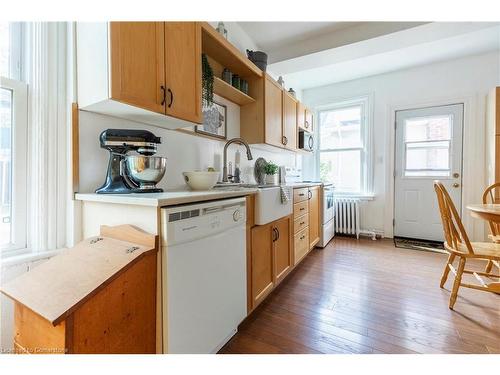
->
[0,23,11,78]
[319,106,362,150]
[405,115,451,142]
[0,87,12,246]
[320,150,361,192]
[404,140,450,177]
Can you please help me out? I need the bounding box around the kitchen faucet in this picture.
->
[222,138,253,183]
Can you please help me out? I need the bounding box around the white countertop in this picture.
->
[285,182,324,188]
[75,188,258,207]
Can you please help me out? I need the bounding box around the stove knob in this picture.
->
[233,209,241,222]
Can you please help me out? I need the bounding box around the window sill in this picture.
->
[1,249,64,268]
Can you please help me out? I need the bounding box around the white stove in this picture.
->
[318,183,335,248]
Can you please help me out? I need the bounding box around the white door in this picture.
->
[394,104,463,241]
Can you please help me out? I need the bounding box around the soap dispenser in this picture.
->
[234,149,241,183]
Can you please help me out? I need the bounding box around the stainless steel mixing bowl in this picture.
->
[126,155,167,187]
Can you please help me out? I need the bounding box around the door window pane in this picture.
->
[319,106,362,149]
[0,87,12,246]
[320,150,361,192]
[405,115,451,142]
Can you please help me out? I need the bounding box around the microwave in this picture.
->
[298,131,314,151]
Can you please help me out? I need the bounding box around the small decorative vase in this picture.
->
[288,88,296,98]
[277,76,284,87]
[216,22,228,39]
[266,174,278,185]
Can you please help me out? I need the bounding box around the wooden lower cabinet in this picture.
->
[294,228,309,265]
[273,215,292,284]
[308,186,321,248]
[250,224,274,309]
[250,215,292,310]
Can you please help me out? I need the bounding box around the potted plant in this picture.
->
[264,161,279,185]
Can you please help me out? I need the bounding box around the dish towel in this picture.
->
[280,186,290,204]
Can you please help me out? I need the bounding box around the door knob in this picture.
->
[453,183,460,188]
[453,172,460,178]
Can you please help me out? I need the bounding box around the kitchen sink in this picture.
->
[254,186,293,225]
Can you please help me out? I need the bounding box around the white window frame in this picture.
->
[316,95,373,195]
[1,77,28,255]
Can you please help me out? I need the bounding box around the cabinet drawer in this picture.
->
[293,201,308,219]
[294,228,309,265]
[293,188,309,203]
[294,214,308,234]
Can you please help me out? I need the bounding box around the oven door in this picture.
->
[323,190,334,223]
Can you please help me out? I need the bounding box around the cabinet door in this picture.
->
[305,107,314,133]
[251,224,274,309]
[273,216,292,285]
[308,186,320,249]
[110,22,166,114]
[264,76,284,148]
[297,101,306,131]
[283,91,298,150]
[164,22,202,123]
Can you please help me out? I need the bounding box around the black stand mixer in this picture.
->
[96,129,167,194]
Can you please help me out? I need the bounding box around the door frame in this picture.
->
[393,103,464,241]
[385,94,487,241]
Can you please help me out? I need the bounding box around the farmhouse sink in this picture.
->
[254,186,293,225]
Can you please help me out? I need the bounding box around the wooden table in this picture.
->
[467,204,500,223]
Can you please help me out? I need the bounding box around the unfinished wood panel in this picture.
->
[273,216,292,285]
[110,22,165,114]
[165,22,202,124]
[495,87,500,135]
[14,304,66,354]
[221,238,500,354]
[294,201,308,219]
[264,75,284,148]
[308,186,320,249]
[497,135,500,182]
[251,224,274,309]
[240,75,265,144]
[71,251,157,353]
[213,77,255,106]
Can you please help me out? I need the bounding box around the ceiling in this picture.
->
[238,22,360,52]
[265,22,500,91]
[237,21,427,63]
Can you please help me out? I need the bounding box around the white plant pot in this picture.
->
[265,174,278,185]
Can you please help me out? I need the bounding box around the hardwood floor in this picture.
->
[219,237,500,354]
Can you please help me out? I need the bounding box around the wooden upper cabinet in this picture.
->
[110,22,166,114]
[308,186,320,249]
[283,91,298,150]
[265,76,284,148]
[273,216,292,285]
[164,22,202,124]
[297,101,306,131]
[251,224,274,309]
[305,107,314,133]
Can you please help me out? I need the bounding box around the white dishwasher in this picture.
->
[161,197,247,353]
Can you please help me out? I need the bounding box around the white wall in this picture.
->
[302,51,500,239]
[78,95,298,193]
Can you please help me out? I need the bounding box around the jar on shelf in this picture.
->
[231,74,240,90]
[222,68,232,84]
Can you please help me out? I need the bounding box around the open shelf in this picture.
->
[213,77,255,106]
[201,22,263,79]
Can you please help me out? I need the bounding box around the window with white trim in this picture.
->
[318,96,372,194]
[1,22,28,253]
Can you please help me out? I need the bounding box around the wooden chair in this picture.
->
[434,181,500,309]
[483,182,500,273]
